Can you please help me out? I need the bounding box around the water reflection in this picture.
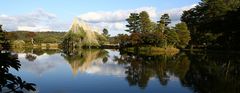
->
[113,52,190,89]
[0,50,36,93]
[62,49,109,76]
[183,51,240,93]
[10,48,240,93]
[18,53,65,76]
[115,51,240,92]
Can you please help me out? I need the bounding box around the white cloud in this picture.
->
[78,4,196,36]
[160,4,197,25]
[17,26,51,31]
[78,7,157,23]
[78,7,158,36]
[0,9,69,31]
[0,4,197,35]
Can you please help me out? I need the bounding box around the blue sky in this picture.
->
[0,0,200,36]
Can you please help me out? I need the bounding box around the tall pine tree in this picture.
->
[126,13,140,33]
[139,11,152,33]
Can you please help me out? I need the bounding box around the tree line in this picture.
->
[111,11,191,49]
[181,0,240,50]
[0,29,66,49]
[6,31,66,44]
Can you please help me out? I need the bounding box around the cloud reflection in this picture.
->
[18,53,66,76]
[17,50,127,77]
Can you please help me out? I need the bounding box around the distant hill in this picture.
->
[6,31,66,43]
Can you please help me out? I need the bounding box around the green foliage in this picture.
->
[126,13,141,33]
[129,32,141,46]
[141,32,165,47]
[165,29,180,46]
[102,28,110,40]
[62,31,84,51]
[159,14,171,26]
[12,40,25,48]
[0,25,10,50]
[181,0,240,50]
[0,51,36,92]
[118,11,191,49]
[139,11,153,33]
[62,23,107,50]
[103,28,109,36]
[6,31,66,44]
[175,22,191,48]
[114,34,129,46]
[156,22,165,33]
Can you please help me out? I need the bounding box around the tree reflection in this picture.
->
[182,52,240,93]
[62,49,109,76]
[115,51,240,92]
[114,52,190,89]
[0,50,36,93]
[25,53,37,62]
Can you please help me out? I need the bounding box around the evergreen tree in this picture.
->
[157,14,171,33]
[126,13,140,33]
[159,14,171,26]
[156,22,165,33]
[102,28,110,39]
[155,14,172,46]
[139,11,152,33]
[103,28,109,36]
[181,0,240,50]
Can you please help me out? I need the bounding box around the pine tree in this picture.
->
[126,13,140,33]
[103,28,108,36]
[139,11,152,33]
[159,14,171,26]
[157,14,171,33]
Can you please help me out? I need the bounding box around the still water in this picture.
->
[8,49,240,93]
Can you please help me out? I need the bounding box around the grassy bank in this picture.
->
[12,43,60,50]
[123,46,179,56]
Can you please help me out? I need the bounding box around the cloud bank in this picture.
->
[0,4,196,35]
[0,9,69,31]
[78,4,197,36]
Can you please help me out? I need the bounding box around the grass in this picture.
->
[124,46,179,56]
[12,43,60,50]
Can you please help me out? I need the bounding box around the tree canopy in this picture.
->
[181,0,240,50]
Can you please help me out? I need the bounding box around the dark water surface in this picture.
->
[8,49,240,93]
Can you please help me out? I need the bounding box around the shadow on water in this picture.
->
[183,51,240,93]
[114,51,240,93]
[0,50,36,93]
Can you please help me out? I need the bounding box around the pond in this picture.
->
[5,49,240,93]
